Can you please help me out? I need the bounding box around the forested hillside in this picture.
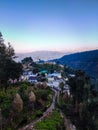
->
[52,50,98,78]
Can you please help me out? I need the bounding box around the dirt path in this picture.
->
[18,88,76,130]
[18,89,57,130]
[60,110,76,130]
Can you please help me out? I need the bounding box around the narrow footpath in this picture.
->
[60,110,76,130]
[18,89,57,130]
[18,88,76,130]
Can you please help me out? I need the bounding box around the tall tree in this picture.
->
[59,82,65,94]
[5,60,23,81]
[21,57,33,65]
[0,32,22,90]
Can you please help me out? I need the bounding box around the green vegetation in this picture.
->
[0,83,54,130]
[0,32,98,130]
[21,57,33,65]
[34,110,65,130]
[53,50,98,78]
[58,70,98,130]
[59,81,65,94]
[21,57,64,74]
[0,32,23,91]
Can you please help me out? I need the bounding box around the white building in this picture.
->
[48,72,62,79]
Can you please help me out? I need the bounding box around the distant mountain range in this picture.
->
[52,50,98,78]
[15,51,69,62]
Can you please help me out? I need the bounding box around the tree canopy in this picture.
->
[21,57,33,64]
[0,32,23,89]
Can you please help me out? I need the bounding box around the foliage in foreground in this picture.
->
[58,70,98,130]
[34,110,65,130]
[0,83,54,130]
[0,32,23,91]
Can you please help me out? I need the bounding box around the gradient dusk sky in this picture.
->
[0,0,98,53]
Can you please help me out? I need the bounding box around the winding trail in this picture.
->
[18,88,76,130]
[60,110,76,130]
[18,89,57,130]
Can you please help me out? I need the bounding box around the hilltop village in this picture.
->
[0,33,98,130]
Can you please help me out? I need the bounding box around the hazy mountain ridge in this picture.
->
[15,51,68,62]
[52,50,98,78]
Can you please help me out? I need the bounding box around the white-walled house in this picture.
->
[47,77,54,83]
[20,73,37,82]
[27,74,37,83]
[48,72,62,79]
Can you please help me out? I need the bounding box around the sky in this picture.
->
[0,0,98,53]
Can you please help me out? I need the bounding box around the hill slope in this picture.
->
[53,50,98,78]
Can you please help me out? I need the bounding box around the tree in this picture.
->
[0,33,15,60]
[50,64,54,73]
[68,70,92,115]
[6,60,23,81]
[21,57,33,65]
[59,82,65,94]
[0,33,14,87]
[0,32,22,90]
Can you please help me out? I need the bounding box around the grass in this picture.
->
[0,83,54,130]
[34,110,65,130]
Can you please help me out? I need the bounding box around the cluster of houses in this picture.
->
[20,69,71,95]
[9,62,77,96]
[21,69,62,83]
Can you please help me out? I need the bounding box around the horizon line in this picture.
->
[15,47,98,54]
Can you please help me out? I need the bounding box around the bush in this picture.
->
[34,110,65,130]
[36,110,43,117]
[0,91,12,117]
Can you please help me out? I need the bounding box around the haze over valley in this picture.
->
[16,51,66,61]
